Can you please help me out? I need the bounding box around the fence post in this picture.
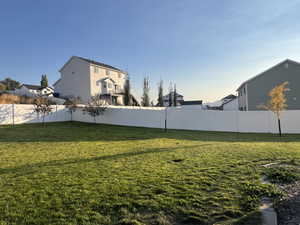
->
[164,107,168,132]
[12,103,15,126]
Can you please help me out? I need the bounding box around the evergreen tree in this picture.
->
[157,80,164,106]
[168,82,173,107]
[40,75,48,88]
[124,78,132,106]
[173,84,177,107]
[141,76,150,107]
[1,78,20,90]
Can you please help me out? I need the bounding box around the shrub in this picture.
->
[264,167,300,184]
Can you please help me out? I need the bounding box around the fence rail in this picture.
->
[1,104,300,134]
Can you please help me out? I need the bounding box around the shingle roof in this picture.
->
[181,100,203,105]
[76,56,125,73]
[21,84,42,90]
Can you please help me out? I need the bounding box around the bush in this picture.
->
[264,167,300,184]
[240,182,282,211]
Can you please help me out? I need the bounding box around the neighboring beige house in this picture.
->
[54,56,128,104]
[14,84,54,97]
[237,59,300,111]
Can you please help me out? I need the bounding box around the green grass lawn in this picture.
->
[0,122,300,225]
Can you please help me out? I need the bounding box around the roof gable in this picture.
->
[236,59,300,91]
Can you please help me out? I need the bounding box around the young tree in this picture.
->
[173,84,177,107]
[124,78,132,106]
[33,97,53,126]
[65,97,81,121]
[83,94,107,122]
[40,75,48,88]
[258,81,289,136]
[168,82,173,107]
[157,80,164,107]
[1,78,20,90]
[141,76,150,107]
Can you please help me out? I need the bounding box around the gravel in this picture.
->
[275,181,300,225]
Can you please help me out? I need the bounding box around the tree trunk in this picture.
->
[278,118,282,137]
[43,115,45,127]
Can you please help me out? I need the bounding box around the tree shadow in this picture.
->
[0,145,202,177]
[1,121,300,143]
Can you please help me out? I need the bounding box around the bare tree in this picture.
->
[173,84,177,107]
[83,94,107,122]
[141,76,150,107]
[257,81,289,136]
[157,79,164,107]
[65,97,81,121]
[168,82,173,107]
[33,97,53,125]
[124,78,132,106]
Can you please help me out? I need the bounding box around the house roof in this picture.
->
[21,84,53,90]
[21,84,42,90]
[181,100,203,105]
[236,59,300,91]
[53,79,61,86]
[60,56,126,73]
[163,91,183,98]
[222,94,236,100]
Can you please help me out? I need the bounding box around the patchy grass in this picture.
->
[264,166,300,184]
[0,122,300,225]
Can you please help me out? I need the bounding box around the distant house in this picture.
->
[14,84,54,97]
[237,59,300,111]
[54,56,139,105]
[204,94,237,110]
[163,91,184,106]
[180,100,203,109]
[222,95,238,111]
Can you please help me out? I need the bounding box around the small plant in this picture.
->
[83,94,107,122]
[264,167,299,184]
[65,97,81,121]
[240,182,282,211]
[32,97,53,125]
[257,82,289,136]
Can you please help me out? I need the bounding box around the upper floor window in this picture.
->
[106,70,110,76]
[108,83,112,88]
[118,73,122,78]
[94,67,99,73]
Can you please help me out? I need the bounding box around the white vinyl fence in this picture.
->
[74,106,300,134]
[0,104,70,125]
[1,104,300,134]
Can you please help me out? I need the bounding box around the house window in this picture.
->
[103,83,107,88]
[118,73,122,78]
[108,83,112,88]
[106,70,110,76]
[94,67,99,73]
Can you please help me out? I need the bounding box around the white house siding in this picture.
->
[238,84,248,110]
[56,57,91,102]
[223,98,238,111]
[90,65,127,104]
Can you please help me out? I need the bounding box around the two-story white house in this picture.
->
[53,56,128,104]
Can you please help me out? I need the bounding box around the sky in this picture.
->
[1,0,300,103]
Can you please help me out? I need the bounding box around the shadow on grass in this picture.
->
[0,145,202,176]
[1,122,299,143]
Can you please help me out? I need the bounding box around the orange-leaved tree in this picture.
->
[258,81,289,136]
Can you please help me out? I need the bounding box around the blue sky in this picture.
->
[1,0,300,102]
